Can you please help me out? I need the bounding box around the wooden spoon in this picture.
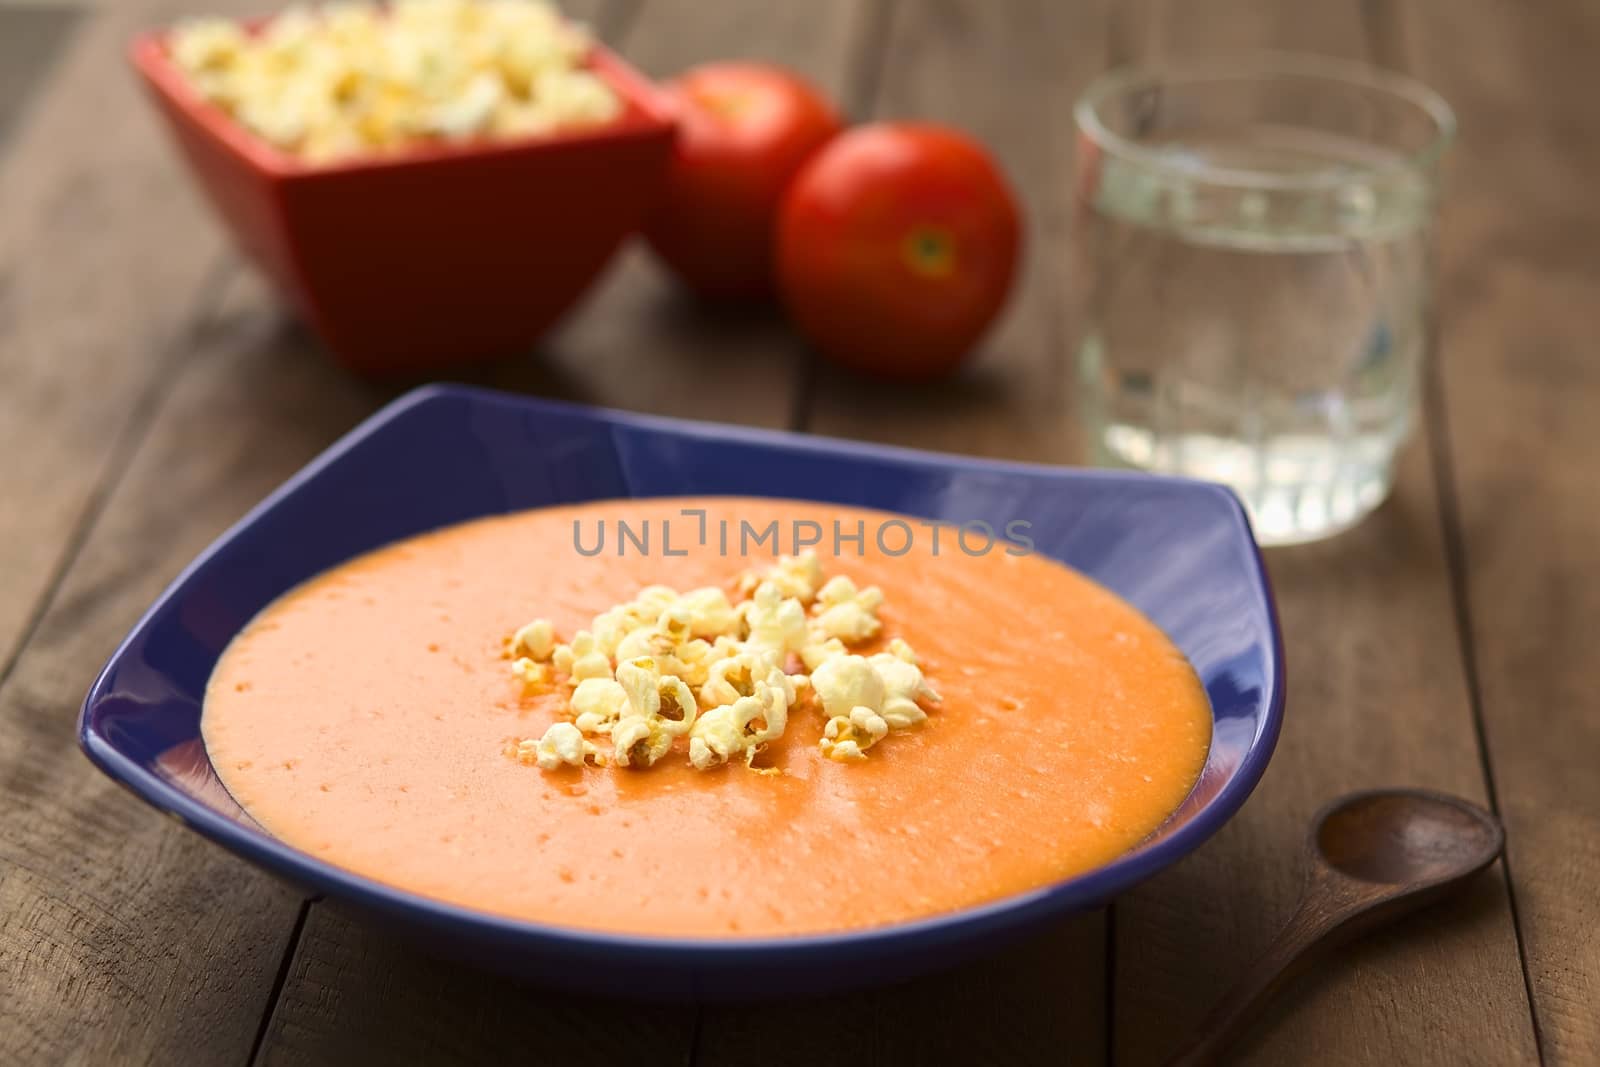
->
[1168,788,1505,1066]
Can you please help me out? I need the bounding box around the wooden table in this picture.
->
[2,0,1594,1063]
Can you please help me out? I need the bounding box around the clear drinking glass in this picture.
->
[1071,55,1455,544]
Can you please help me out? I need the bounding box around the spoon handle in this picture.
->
[1166,873,1363,1067]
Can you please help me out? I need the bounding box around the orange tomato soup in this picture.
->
[203,498,1211,937]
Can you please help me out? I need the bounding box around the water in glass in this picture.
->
[1076,119,1438,544]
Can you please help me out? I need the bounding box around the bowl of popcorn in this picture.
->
[132,0,676,375]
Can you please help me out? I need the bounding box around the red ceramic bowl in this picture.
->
[131,28,676,376]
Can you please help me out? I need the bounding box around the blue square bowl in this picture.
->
[79,385,1284,998]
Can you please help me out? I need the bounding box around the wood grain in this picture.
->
[0,4,330,1062]
[1107,3,1538,1064]
[695,919,1105,1067]
[258,907,694,1067]
[0,266,347,1065]
[1169,789,1508,1067]
[0,3,81,153]
[1410,0,1600,1060]
[0,0,258,673]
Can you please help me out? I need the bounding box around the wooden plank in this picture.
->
[0,265,324,1064]
[0,3,325,1062]
[1109,0,1402,66]
[1409,1,1600,1060]
[0,0,260,683]
[714,1,1115,1064]
[1106,3,1538,1064]
[0,4,81,154]
[259,907,693,1067]
[695,919,1104,1067]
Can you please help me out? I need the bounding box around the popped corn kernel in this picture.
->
[820,706,890,762]
[511,656,552,690]
[170,17,247,74]
[800,636,847,672]
[687,671,788,770]
[616,656,659,711]
[570,676,627,733]
[687,695,762,770]
[590,608,636,658]
[741,669,796,761]
[656,602,694,645]
[511,618,556,660]
[616,658,697,729]
[742,582,809,655]
[611,658,697,767]
[755,667,799,730]
[520,720,595,769]
[868,651,940,730]
[738,550,824,603]
[612,625,656,662]
[660,638,715,687]
[427,70,503,138]
[530,67,620,126]
[633,585,681,615]
[553,630,611,682]
[678,586,737,637]
[811,576,884,644]
[699,650,776,709]
[810,654,886,721]
[612,716,672,768]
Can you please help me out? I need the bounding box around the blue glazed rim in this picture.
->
[79,385,1285,977]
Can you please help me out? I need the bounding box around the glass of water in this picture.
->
[1071,55,1455,544]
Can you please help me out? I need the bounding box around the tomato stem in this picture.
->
[902,226,957,279]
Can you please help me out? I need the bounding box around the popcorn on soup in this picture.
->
[167,0,624,164]
[508,551,945,774]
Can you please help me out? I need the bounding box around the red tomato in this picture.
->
[645,63,843,300]
[776,123,1022,380]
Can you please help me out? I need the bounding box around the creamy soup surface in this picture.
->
[204,498,1212,937]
